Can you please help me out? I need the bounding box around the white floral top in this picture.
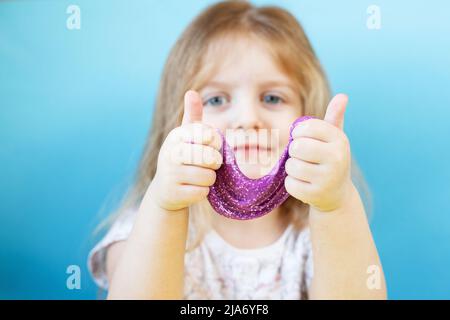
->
[88,210,314,299]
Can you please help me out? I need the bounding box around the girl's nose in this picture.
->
[231,103,264,130]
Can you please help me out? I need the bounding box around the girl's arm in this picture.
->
[106,90,222,299]
[107,186,189,299]
[308,182,387,299]
[285,94,386,299]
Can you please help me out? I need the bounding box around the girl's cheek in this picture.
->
[201,115,218,128]
[202,115,229,132]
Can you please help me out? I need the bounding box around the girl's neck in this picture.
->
[211,206,292,250]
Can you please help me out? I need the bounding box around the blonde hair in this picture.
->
[97,0,372,251]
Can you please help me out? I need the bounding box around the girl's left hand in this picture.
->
[285,94,353,212]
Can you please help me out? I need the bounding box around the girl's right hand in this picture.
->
[148,90,223,211]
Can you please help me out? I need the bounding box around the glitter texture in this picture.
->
[207,116,315,220]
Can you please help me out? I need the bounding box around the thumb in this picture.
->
[182,90,203,125]
[323,93,348,130]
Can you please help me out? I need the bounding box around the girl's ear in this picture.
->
[182,90,203,125]
[323,94,348,130]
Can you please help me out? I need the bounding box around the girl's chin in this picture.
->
[235,158,277,179]
[234,148,280,178]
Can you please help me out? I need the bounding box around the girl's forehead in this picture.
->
[199,35,292,87]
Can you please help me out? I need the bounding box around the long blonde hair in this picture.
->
[97,0,372,251]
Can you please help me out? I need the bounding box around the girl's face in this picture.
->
[199,36,303,179]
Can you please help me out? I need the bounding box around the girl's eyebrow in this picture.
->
[202,79,297,93]
[259,80,297,92]
[202,80,232,89]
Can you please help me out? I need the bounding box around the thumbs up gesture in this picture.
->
[149,90,223,211]
[285,94,353,212]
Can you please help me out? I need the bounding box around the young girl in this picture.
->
[88,1,386,299]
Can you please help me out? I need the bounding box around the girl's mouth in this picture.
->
[233,144,271,152]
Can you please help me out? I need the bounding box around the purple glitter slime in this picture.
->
[207,116,315,220]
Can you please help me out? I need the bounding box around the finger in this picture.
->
[285,157,321,183]
[177,165,217,187]
[182,124,222,151]
[291,118,335,143]
[168,124,222,151]
[324,93,348,130]
[171,143,223,170]
[177,184,210,203]
[182,90,203,125]
[284,175,314,200]
[288,137,330,164]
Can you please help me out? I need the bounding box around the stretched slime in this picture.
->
[207,116,315,220]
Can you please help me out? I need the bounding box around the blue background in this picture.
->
[1,0,449,299]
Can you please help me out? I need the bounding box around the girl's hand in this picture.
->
[285,94,352,212]
[149,90,223,211]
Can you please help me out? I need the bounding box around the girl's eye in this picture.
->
[204,95,228,107]
[263,94,283,105]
